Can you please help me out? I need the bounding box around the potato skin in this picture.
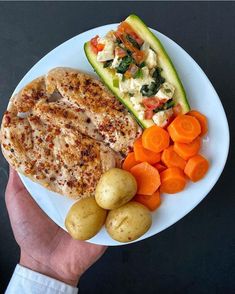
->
[65,197,107,240]
[105,201,152,243]
[95,168,137,210]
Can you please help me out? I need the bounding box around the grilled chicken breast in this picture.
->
[1,68,140,199]
[46,68,141,153]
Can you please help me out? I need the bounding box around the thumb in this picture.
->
[7,167,25,191]
[5,167,27,209]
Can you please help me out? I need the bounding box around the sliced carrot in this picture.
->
[133,138,161,164]
[161,146,186,170]
[122,152,140,171]
[174,137,201,160]
[153,163,167,173]
[142,125,170,153]
[188,110,208,136]
[134,190,161,211]
[184,154,209,182]
[167,114,201,143]
[130,162,161,195]
[160,167,187,194]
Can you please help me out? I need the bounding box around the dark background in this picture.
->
[0,1,234,293]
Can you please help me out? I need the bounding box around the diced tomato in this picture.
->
[143,97,162,110]
[128,31,144,46]
[124,64,139,79]
[118,22,143,44]
[123,35,139,53]
[117,21,133,34]
[96,43,104,51]
[90,35,105,53]
[91,35,99,47]
[144,109,154,120]
[132,51,145,64]
[117,21,144,46]
[90,35,99,54]
[115,47,127,58]
[135,35,144,46]
[114,30,122,41]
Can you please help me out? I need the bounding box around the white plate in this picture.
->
[12,24,229,246]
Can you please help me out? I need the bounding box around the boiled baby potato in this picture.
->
[65,197,107,240]
[95,168,137,210]
[105,201,152,243]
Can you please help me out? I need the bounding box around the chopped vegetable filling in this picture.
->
[90,21,176,126]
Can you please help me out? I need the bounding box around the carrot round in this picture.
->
[184,154,209,182]
[130,162,161,195]
[153,163,167,173]
[122,152,140,171]
[160,167,187,194]
[174,137,201,160]
[188,110,208,136]
[133,137,161,164]
[142,125,170,153]
[134,190,161,211]
[161,146,186,170]
[167,114,201,143]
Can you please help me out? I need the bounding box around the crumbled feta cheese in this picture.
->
[119,79,133,93]
[141,42,150,52]
[152,109,173,127]
[119,67,154,95]
[145,49,157,69]
[141,42,157,69]
[130,94,144,111]
[141,66,150,77]
[119,76,154,94]
[110,55,121,69]
[155,82,175,100]
[97,37,115,62]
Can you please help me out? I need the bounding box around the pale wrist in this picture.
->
[20,251,79,287]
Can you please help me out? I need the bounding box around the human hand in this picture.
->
[5,168,107,287]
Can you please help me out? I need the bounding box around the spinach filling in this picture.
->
[140,67,165,97]
[103,60,113,68]
[116,55,133,74]
[140,82,158,97]
[152,67,165,89]
[153,99,175,113]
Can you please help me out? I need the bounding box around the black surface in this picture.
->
[0,2,234,293]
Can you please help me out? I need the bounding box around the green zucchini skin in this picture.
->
[84,15,190,129]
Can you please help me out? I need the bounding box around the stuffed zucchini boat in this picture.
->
[84,14,190,128]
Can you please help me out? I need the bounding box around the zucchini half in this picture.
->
[84,14,190,129]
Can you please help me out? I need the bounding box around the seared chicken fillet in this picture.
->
[46,68,140,153]
[1,68,140,199]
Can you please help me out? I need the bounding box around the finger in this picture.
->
[7,166,25,191]
[5,167,29,209]
[6,166,48,225]
[5,167,59,247]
